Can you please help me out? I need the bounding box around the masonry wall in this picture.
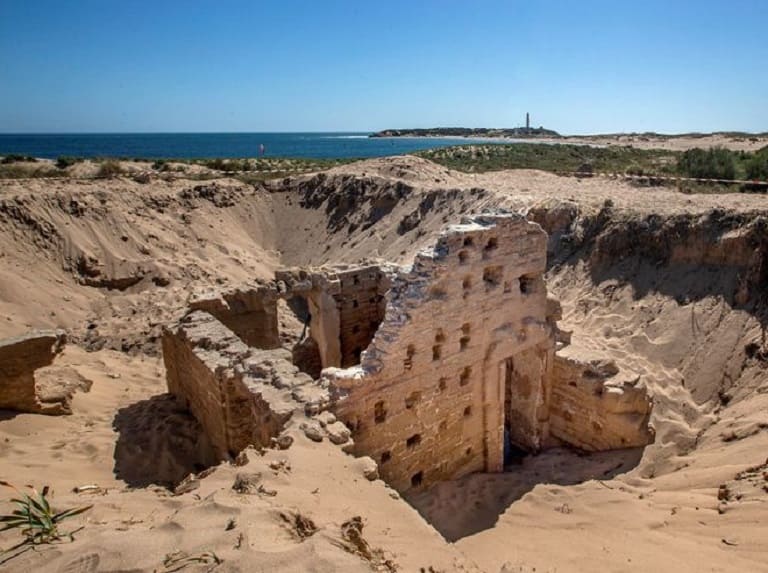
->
[336,266,389,367]
[189,286,281,350]
[504,343,554,452]
[548,351,654,451]
[325,215,555,492]
[0,330,67,414]
[163,311,296,459]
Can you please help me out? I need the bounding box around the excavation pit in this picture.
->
[162,213,654,496]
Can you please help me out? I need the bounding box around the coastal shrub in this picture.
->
[96,160,124,178]
[1,154,36,164]
[0,165,61,179]
[200,158,252,172]
[745,147,768,181]
[55,156,82,169]
[678,147,737,180]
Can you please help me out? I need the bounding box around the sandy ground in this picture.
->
[394,132,768,152]
[554,132,768,152]
[0,156,767,571]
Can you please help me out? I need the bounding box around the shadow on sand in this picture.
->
[405,446,644,542]
[112,393,218,488]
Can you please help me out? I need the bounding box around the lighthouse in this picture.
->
[526,112,530,132]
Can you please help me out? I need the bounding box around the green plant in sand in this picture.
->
[0,481,92,552]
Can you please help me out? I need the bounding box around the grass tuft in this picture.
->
[0,480,92,556]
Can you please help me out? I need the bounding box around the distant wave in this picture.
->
[329,135,369,139]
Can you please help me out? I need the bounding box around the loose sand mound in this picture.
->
[0,156,766,571]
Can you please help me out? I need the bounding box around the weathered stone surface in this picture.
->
[549,346,654,451]
[357,456,379,481]
[0,330,72,414]
[324,214,557,491]
[326,421,352,445]
[274,434,294,450]
[162,311,298,459]
[300,421,324,442]
[323,213,653,491]
[190,283,281,350]
[315,410,337,427]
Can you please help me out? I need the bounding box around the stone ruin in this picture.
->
[0,330,92,415]
[162,213,654,492]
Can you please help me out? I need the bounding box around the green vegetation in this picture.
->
[0,155,354,181]
[55,156,83,169]
[95,159,124,178]
[418,143,679,176]
[192,157,351,175]
[0,164,61,179]
[1,154,37,164]
[418,143,768,192]
[677,147,736,180]
[745,146,768,181]
[0,481,92,554]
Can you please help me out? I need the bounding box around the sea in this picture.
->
[0,132,506,160]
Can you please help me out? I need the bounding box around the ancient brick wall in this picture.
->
[162,311,298,459]
[548,349,654,451]
[325,214,556,491]
[189,285,281,350]
[0,330,68,414]
[162,214,654,494]
[335,266,389,367]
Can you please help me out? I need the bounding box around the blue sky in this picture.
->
[1,0,766,134]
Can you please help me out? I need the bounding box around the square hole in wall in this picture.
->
[463,406,472,417]
[483,237,498,259]
[374,400,387,424]
[483,266,503,289]
[438,377,447,391]
[381,451,391,463]
[405,391,422,409]
[348,418,362,434]
[406,434,421,449]
[519,273,538,295]
[432,345,442,361]
[404,344,415,370]
[429,285,448,300]
[459,366,472,386]
[458,250,469,264]
[463,237,474,247]
[411,471,423,487]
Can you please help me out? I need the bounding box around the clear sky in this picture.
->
[1,0,766,134]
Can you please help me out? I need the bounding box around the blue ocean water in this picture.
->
[0,132,497,160]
